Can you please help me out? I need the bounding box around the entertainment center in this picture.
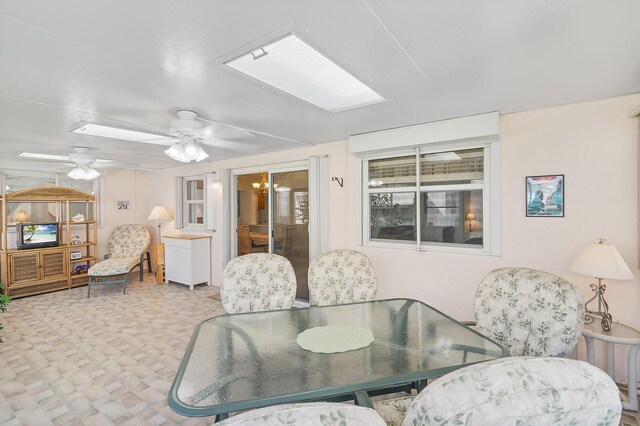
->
[0,187,98,298]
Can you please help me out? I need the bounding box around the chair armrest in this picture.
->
[459,320,476,326]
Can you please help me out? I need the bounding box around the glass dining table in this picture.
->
[168,298,506,421]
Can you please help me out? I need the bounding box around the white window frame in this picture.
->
[350,112,500,256]
[174,173,215,231]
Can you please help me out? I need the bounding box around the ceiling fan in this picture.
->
[15,147,136,180]
[139,110,257,163]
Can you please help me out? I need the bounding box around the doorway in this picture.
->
[235,169,310,300]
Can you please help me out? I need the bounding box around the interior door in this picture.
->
[271,170,309,300]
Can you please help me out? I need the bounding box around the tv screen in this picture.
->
[17,223,60,250]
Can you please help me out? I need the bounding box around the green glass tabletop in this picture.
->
[168,298,506,418]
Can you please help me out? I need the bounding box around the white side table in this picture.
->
[583,321,640,411]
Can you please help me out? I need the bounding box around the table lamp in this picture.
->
[147,205,171,241]
[15,210,29,223]
[569,238,634,332]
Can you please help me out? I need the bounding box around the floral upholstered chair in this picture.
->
[308,249,377,306]
[87,224,150,297]
[474,267,585,357]
[216,402,386,425]
[377,357,621,426]
[221,253,296,313]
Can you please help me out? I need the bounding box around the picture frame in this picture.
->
[526,175,564,217]
[116,200,131,210]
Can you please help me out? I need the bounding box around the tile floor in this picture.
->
[0,274,638,425]
[0,274,224,425]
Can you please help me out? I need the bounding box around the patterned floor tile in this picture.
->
[0,274,223,425]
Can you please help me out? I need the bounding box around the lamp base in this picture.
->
[584,280,612,332]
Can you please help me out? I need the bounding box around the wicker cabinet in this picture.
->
[1,187,98,298]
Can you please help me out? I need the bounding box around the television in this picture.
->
[17,223,60,250]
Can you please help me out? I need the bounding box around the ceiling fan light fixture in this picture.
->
[165,143,189,162]
[184,141,198,157]
[194,146,209,162]
[67,165,100,180]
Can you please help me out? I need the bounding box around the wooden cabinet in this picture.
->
[1,187,98,298]
[163,235,210,290]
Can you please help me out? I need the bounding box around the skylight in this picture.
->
[16,152,114,164]
[223,34,385,112]
[69,122,173,143]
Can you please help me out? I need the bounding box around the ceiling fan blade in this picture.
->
[198,124,255,140]
[132,137,179,146]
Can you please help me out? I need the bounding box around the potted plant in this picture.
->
[0,283,9,344]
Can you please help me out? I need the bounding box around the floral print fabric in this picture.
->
[400,357,621,426]
[474,267,584,356]
[221,253,296,313]
[308,249,377,306]
[216,402,387,425]
[89,224,150,277]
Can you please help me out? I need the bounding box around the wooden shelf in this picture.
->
[1,186,98,298]
[70,256,96,263]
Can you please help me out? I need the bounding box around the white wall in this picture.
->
[103,93,640,381]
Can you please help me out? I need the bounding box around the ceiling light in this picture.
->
[424,152,462,162]
[67,165,100,180]
[69,121,173,143]
[164,140,209,163]
[222,33,385,112]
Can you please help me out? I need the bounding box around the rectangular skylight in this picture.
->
[223,33,385,112]
[69,122,173,143]
[16,152,114,164]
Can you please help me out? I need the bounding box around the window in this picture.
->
[174,173,215,231]
[184,177,205,227]
[365,147,488,252]
[351,112,500,255]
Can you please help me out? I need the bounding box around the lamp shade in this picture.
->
[15,210,28,222]
[147,205,171,221]
[569,240,634,280]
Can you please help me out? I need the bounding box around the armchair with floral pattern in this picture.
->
[221,253,296,313]
[87,224,150,297]
[308,249,377,306]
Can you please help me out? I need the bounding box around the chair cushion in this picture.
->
[216,402,387,425]
[221,253,296,313]
[108,224,150,259]
[373,396,413,426]
[401,357,621,426]
[88,257,139,276]
[474,267,584,356]
[308,249,377,306]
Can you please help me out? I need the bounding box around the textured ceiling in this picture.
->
[1,0,639,173]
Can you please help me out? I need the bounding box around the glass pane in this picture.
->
[186,179,204,201]
[420,148,484,185]
[421,190,483,246]
[368,155,416,188]
[7,202,58,224]
[273,170,309,300]
[370,192,416,241]
[57,178,95,194]
[5,175,56,194]
[187,203,204,224]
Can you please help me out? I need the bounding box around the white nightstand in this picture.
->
[583,321,640,411]
[163,235,211,290]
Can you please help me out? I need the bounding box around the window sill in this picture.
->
[363,239,492,256]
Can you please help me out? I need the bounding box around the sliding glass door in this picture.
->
[233,168,310,300]
[272,170,309,300]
